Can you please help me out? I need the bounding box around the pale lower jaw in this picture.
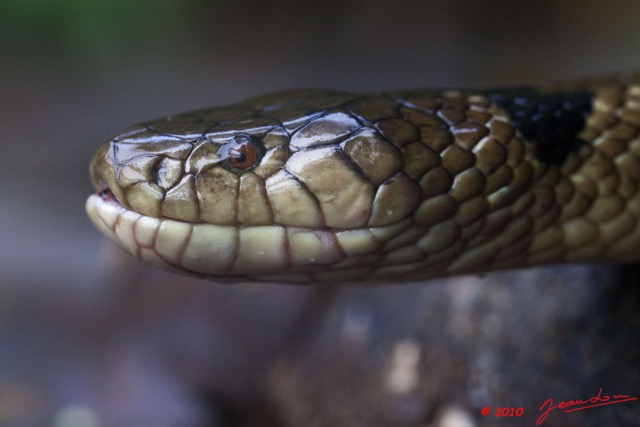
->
[84,194,354,283]
[86,194,187,275]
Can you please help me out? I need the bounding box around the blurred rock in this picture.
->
[265,265,640,427]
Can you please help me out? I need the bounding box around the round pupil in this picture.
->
[235,151,247,163]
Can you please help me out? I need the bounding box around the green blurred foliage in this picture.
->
[0,0,200,62]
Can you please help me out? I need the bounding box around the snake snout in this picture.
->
[89,141,126,207]
[90,172,111,200]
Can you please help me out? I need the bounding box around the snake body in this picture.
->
[86,74,640,283]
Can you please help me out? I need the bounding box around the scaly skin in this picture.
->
[86,76,640,283]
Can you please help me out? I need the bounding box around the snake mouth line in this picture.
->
[98,188,120,205]
[85,191,409,283]
[93,178,123,207]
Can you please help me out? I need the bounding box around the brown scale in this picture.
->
[88,74,640,283]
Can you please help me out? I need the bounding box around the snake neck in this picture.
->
[424,81,640,278]
[513,83,640,269]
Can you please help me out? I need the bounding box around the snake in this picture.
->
[86,73,640,284]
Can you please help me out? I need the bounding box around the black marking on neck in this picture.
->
[487,88,593,165]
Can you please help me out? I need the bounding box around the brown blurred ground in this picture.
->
[1,1,639,426]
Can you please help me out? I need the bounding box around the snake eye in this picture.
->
[223,136,263,173]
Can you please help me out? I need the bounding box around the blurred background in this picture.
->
[1,1,640,426]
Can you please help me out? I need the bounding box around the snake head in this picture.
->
[87,89,419,281]
[90,87,560,282]
[89,89,427,230]
[86,89,469,282]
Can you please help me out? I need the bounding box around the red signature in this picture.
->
[536,388,638,425]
